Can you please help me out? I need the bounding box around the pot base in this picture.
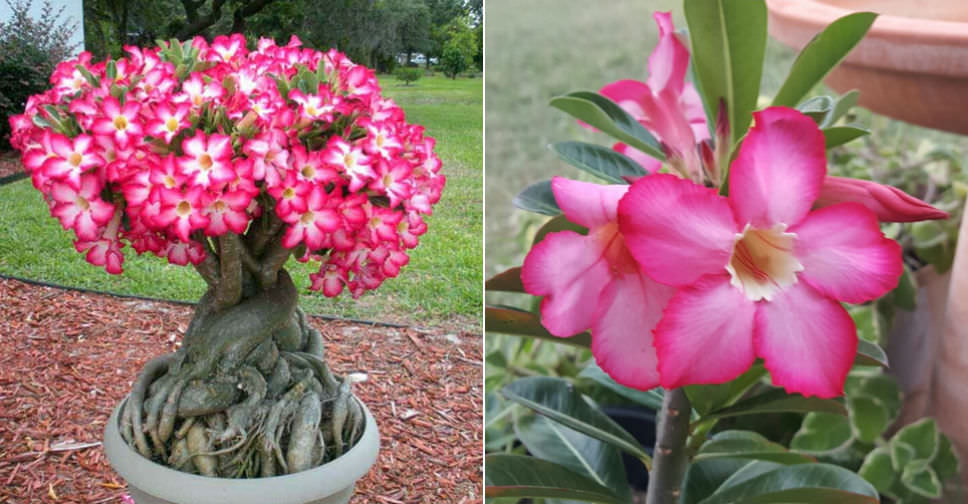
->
[104,396,379,504]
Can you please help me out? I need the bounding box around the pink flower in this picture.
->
[618,107,902,397]
[521,177,676,390]
[369,159,412,208]
[154,186,210,242]
[599,12,708,176]
[323,137,374,192]
[90,96,143,148]
[178,131,235,188]
[146,102,191,143]
[816,176,948,223]
[174,73,224,108]
[289,89,336,122]
[203,189,252,236]
[281,186,341,250]
[268,173,312,219]
[40,133,103,190]
[49,174,115,240]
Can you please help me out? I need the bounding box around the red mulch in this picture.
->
[0,151,21,179]
[0,278,483,503]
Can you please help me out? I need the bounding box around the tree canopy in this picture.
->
[83,0,480,72]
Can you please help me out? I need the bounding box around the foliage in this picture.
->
[439,17,477,79]
[83,0,477,74]
[0,0,79,142]
[393,66,423,86]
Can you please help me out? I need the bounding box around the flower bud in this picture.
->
[815,176,949,223]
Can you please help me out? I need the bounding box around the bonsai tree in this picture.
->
[7,33,444,477]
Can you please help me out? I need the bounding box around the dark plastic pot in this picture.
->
[104,396,379,504]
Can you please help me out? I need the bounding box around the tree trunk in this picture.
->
[119,225,363,477]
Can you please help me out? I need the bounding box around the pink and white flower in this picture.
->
[178,131,236,188]
[618,107,902,397]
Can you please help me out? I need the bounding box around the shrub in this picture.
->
[0,0,78,144]
[394,66,423,86]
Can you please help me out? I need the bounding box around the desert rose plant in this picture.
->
[485,2,958,503]
[8,33,443,477]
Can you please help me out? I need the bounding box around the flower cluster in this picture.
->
[8,34,444,298]
[522,13,946,398]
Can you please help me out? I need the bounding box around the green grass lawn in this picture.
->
[0,74,482,331]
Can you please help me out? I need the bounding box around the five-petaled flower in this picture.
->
[618,107,903,398]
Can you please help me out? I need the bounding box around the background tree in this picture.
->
[439,16,477,79]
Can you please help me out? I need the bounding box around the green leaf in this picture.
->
[484,454,621,502]
[550,141,647,184]
[686,364,766,415]
[847,396,890,443]
[859,447,897,494]
[932,435,959,481]
[485,306,592,347]
[901,461,942,499]
[855,339,889,367]
[791,412,853,454]
[549,91,664,159]
[514,180,561,216]
[704,388,846,422]
[485,267,524,292]
[75,64,100,87]
[823,126,869,148]
[798,95,835,124]
[732,488,879,504]
[683,460,780,504]
[771,12,878,108]
[696,430,815,465]
[824,90,861,128]
[891,440,916,471]
[502,377,651,461]
[578,362,664,411]
[892,266,918,311]
[684,0,767,145]
[699,463,879,504]
[514,414,631,501]
[894,418,938,461]
[105,59,117,81]
[845,372,901,418]
[532,214,587,247]
[850,306,878,343]
[912,220,955,273]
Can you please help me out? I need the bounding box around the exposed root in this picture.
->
[122,271,364,477]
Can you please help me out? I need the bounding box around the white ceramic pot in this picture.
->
[104,396,380,504]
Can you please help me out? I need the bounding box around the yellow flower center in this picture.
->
[198,154,213,170]
[301,165,315,179]
[726,223,803,302]
[300,211,314,225]
[69,152,83,167]
[282,187,295,199]
[166,117,178,132]
[176,201,192,216]
[76,196,90,211]
[113,115,128,130]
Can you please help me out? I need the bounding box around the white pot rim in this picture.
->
[104,395,380,504]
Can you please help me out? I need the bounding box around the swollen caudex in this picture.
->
[120,272,365,478]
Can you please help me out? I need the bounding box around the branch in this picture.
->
[191,232,220,287]
[175,0,229,39]
[214,233,242,310]
[645,388,692,504]
[258,240,301,288]
[247,210,285,257]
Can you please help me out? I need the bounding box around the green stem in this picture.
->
[646,388,692,504]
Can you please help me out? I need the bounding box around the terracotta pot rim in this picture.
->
[765,0,968,47]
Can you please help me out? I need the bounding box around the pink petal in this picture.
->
[647,12,689,95]
[618,174,737,286]
[551,177,627,229]
[600,80,649,119]
[613,143,662,173]
[521,231,611,337]
[728,107,826,228]
[654,275,756,388]
[754,281,856,398]
[816,176,949,223]
[591,272,675,390]
[792,203,902,304]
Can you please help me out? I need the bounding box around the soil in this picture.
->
[0,278,483,503]
[0,151,21,179]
